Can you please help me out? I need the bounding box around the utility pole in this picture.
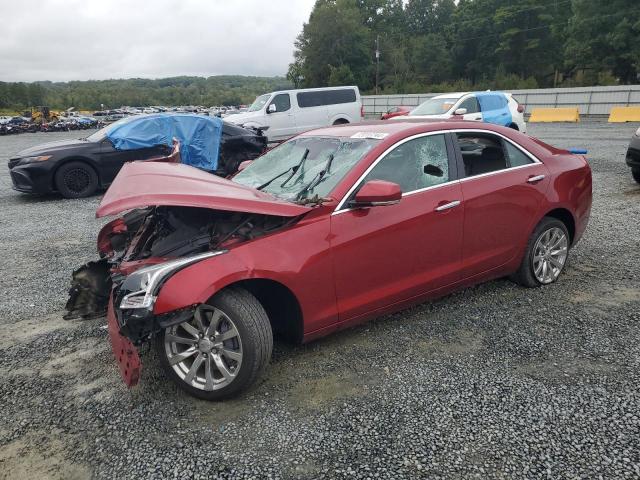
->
[375,34,380,95]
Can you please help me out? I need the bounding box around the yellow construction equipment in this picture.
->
[608,106,640,123]
[529,107,580,123]
[26,106,60,124]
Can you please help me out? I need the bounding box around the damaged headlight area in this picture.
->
[118,251,225,310]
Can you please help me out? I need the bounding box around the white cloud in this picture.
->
[0,0,316,81]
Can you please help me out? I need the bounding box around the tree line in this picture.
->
[0,76,291,112]
[288,0,640,93]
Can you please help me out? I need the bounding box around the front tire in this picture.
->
[511,217,570,288]
[632,168,640,184]
[155,287,273,400]
[54,161,98,198]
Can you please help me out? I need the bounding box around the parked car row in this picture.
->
[0,116,104,135]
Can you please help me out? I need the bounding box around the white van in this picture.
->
[226,86,363,141]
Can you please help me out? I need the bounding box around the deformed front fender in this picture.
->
[153,249,273,315]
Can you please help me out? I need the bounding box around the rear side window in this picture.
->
[456,132,534,176]
[479,94,508,111]
[503,141,534,167]
[456,132,508,177]
[297,89,357,108]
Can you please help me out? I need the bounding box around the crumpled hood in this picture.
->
[14,138,89,157]
[96,161,312,218]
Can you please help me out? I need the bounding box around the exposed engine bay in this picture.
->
[64,206,296,336]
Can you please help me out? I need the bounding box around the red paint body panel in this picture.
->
[96,161,311,218]
[108,120,591,352]
[154,206,340,334]
[331,182,464,320]
[458,163,550,278]
[107,293,141,386]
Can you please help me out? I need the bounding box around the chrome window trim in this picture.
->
[450,128,542,183]
[450,128,542,165]
[332,128,543,216]
[333,131,453,214]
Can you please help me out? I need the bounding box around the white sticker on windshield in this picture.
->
[350,132,389,139]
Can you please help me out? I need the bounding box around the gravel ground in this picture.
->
[0,124,639,479]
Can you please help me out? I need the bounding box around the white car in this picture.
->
[396,91,526,133]
[0,115,12,125]
[226,86,363,141]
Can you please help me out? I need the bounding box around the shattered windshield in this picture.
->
[409,97,458,116]
[233,136,378,203]
[248,94,271,112]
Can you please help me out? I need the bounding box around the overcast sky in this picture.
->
[0,0,316,82]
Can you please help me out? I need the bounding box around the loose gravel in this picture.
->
[0,123,639,479]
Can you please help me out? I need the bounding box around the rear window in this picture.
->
[297,89,357,108]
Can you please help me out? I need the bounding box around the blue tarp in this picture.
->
[476,92,512,127]
[106,113,222,171]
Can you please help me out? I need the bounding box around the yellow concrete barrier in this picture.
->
[608,106,640,123]
[529,107,580,123]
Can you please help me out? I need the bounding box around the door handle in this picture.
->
[527,174,545,184]
[435,200,461,212]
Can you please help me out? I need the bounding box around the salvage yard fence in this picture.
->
[362,85,640,119]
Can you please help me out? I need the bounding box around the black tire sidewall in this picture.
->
[155,288,271,401]
[54,161,98,198]
[632,168,640,184]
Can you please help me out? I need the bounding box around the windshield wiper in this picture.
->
[256,149,309,191]
[295,153,334,202]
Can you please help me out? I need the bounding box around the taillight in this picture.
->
[517,104,525,113]
[360,105,365,118]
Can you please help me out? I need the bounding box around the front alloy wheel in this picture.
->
[156,287,273,400]
[164,305,243,391]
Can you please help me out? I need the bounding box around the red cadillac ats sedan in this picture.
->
[66,120,592,400]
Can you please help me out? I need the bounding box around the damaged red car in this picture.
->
[66,120,592,400]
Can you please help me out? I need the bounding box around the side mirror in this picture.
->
[423,164,444,177]
[267,104,277,113]
[237,160,253,172]
[349,180,402,208]
[454,108,467,115]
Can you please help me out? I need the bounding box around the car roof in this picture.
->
[431,91,512,100]
[299,118,502,138]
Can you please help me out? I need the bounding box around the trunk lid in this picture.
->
[96,161,312,218]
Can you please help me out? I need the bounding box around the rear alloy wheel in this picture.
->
[156,288,272,400]
[54,161,98,198]
[511,217,570,287]
[632,168,640,184]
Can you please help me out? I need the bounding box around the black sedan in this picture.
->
[626,126,640,184]
[8,121,267,198]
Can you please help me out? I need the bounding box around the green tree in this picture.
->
[294,0,373,88]
[565,0,640,83]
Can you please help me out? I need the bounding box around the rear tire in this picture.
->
[333,118,349,125]
[632,168,640,184]
[155,287,273,400]
[510,217,570,288]
[54,161,98,198]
